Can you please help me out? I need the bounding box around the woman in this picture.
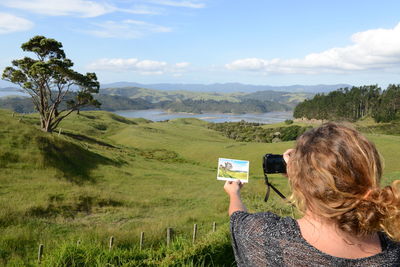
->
[225,122,400,266]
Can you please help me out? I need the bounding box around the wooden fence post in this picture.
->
[140,232,144,250]
[192,224,198,244]
[212,222,216,232]
[166,228,172,247]
[109,236,114,250]
[37,244,44,264]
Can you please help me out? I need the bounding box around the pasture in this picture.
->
[0,109,399,266]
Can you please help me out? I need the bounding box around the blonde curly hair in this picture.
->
[287,122,400,240]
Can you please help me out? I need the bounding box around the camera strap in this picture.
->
[264,173,286,202]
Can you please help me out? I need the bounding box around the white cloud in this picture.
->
[2,0,115,17]
[0,12,34,34]
[1,0,204,17]
[136,60,167,71]
[148,0,205,8]
[87,58,190,76]
[117,5,161,15]
[226,22,400,74]
[175,62,190,68]
[226,58,267,72]
[87,20,171,39]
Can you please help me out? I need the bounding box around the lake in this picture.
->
[0,90,28,98]
[114,109,293,123]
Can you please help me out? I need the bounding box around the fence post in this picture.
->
[212,222,216,232]
[58,128,62,136]
[109,236,114,250]
[37,244,44,264]
[167,228,172,247]
[140,232,144,250]
[192,224,198,244]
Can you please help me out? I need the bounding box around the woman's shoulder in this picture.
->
[230,210,281,225]
[379,231,400,252]
[230,211,299,239]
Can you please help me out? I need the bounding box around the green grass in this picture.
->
[0,109,399,266]
[218,168,248,180]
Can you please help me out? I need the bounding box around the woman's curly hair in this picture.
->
[287,122,400,240]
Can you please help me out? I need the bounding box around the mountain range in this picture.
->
[100,82,352,93]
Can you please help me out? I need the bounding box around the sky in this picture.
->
[1,0,400,87]
[219,158,249,173]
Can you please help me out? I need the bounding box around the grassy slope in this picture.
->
[1,109,400,265]
[0,110,293,265]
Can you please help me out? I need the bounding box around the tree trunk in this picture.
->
[41,115,53,132]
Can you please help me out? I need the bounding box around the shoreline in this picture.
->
[114,109,293,124]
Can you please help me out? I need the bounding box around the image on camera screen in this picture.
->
[217,158,249,183]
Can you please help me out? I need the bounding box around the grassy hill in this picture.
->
[99,86,313,105]
[1,86,312,115]
[100,87,243,103]
[0,109,399,266]
[100,86,311,109]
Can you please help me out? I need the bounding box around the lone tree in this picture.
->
[2,35,100,132]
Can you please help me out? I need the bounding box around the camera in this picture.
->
[263,154,286,174]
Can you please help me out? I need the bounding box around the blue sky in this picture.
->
[1,0,400,87]
[219,158,249,172]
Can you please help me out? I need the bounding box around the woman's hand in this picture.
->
[224,180,243,197]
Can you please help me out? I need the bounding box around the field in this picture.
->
[217,168,248,180]
[0,109,399,266]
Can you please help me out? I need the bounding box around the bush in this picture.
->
[208,121,312,143]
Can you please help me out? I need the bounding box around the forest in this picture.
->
[293,84,400,122]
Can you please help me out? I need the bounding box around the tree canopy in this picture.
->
[2,35,100,132]
[293,85,400,123]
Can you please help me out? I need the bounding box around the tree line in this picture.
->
[208,121,312,143]
[293,85,400,122]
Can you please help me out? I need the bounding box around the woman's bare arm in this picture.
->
[224,180,247,216]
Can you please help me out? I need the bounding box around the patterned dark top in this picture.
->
[230,211,400,267]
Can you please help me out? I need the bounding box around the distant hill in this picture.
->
[101,82,352,93]
[1,86,311,114]
[100,86,312,111]
[0,83,328,114]
[99,86,313,104]
[239,90,314,108]
[0,94,153,113]
[99,87,243,103]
